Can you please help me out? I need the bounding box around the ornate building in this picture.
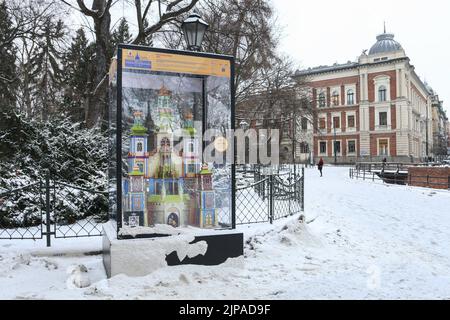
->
[122,86,218,229]
[428,88,448,157]
[295,30,442,163]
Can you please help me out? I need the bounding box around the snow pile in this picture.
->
[66,264,91,289]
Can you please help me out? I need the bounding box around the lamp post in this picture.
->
[240,120,249,172]
[239,120,249,131]
[181,12,209,52]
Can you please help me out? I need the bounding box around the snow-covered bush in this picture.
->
[0,110,108,227]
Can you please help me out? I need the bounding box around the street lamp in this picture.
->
[181,12,209,52]
[239,120,249,131]
[240,120,249,171]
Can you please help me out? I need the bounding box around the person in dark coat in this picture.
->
[318,157,324,177]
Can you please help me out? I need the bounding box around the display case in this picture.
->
[108,45,235,238]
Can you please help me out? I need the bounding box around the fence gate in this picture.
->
[0,182,43,240]
[236,166,305,225]
[0,175,107,246]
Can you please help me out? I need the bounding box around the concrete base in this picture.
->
[102,221,243,278]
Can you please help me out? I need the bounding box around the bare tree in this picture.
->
[60,0,200,127]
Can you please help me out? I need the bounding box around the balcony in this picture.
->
[375,125,391,131]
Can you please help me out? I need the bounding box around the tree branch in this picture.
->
[76,0,99,18]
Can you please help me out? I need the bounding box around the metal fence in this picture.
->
[236,165,304,225]
[1,166,305,245]
[0,175,108,246]
[350,166,450,190]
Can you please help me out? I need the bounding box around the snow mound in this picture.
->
[66,264,91,289]
[277,219,323,248]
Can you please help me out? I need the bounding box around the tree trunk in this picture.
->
[84,0,111,128]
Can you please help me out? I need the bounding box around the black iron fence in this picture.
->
[236,165,304,225]
[1,166,305,245]
[0,175,108,245]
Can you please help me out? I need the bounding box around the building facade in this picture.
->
[295,31,440,164]
[429,90,449,157]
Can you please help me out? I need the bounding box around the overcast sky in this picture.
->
[272,0,450,114]
[71,0,449,114]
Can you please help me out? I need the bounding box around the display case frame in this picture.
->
[109,44,236,238]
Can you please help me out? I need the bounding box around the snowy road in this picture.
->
[1,166,449,299]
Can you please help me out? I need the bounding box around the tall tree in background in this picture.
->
[69,0,200,128]
[29,19,66,121]
[63,28,95,123]
[74,0,113,128]
[161,0,278,103]
[0,1,18,111]
[110,18,133,57]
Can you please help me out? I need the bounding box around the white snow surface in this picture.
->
[1,166,450,299]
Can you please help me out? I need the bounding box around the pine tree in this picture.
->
[0,1,18,111]
[29,18,66,121]
[110,18,133,57]
[62,28,95,123]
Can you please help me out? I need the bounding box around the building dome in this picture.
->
[369,33,403,55]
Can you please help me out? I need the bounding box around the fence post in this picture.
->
[269,174,274,224]
[301,167,305,212]
[45,174,51,247]
[448,176,450,190]
[427,175,429,187]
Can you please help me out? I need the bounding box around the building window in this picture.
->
[161,137,170,147]
[188,142,194,153]
[282,123,290,137]
[347,90,354,105]
[137,142,143,152]
[188,164,196,173]
[332,91,339,106]
[348,140,356,154]
[379,139,389,156]
[333,116,340,129]
[379,112,388,126]
[319,141,327,154]
[348,115,355,128]
[299,142,309,154]
[137,162,144,173]
[378,85,387,102]
[334,141,341,154]
[319,118,326,129]
[301,117,308,130]
[318,93,326,107]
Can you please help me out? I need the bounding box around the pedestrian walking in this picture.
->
[318,157,324,177]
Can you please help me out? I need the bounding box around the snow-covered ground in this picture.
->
[1,166,450,299]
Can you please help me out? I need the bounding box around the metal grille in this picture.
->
[0,175,107,244]
[52,181,107,238]
[236,165,305,225]
[0,182,43,240]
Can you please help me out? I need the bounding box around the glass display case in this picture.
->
[108,45,235,238]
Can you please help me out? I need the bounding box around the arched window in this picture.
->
[378,85,387,102]
[332,91,339,106]
[347,89,354,105]
[188,142,194,153]
[137,142,143,152]
[318,93,326,107]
